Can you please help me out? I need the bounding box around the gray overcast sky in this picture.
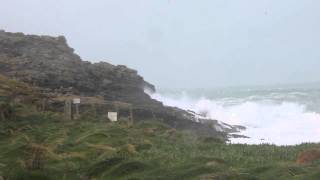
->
[1,0,320,89]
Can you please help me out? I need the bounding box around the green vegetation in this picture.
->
[0,75,319,179]
[0,107,320,180]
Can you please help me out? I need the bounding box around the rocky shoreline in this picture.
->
[0,30,244,140]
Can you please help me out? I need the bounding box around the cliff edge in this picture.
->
[0,30,236,139]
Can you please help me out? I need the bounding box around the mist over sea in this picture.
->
[148,84,320,145]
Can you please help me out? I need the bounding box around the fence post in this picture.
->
[64,100,72,120]
[129,105,134,125]
[73,98,81,120]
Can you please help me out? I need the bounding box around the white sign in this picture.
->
[73,98,81,104]
[108,112,118,122]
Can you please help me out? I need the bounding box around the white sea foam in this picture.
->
[147,90,320,145]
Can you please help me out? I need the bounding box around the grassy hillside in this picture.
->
[1,74,320,179]
[0,74,39,98]
[0,110,320,180]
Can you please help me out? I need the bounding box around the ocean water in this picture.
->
[147,86,320,145]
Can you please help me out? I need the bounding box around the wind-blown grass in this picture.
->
[0,110,320,180]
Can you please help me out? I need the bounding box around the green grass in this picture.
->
[0,110,320,180]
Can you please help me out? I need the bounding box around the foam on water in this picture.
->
[147,89,320,145]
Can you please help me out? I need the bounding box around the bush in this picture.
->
[86,157,124,177]
[202,137,225,144]
[0,101,15,120]
[109,161,148,177]
[10,169,51,180]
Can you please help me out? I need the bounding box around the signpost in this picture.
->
[73,98,81,119]
[73,98,81,104]
[108,112,118,122]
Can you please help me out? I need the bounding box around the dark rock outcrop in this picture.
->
[0,30,229,139]
[0,30,157,107]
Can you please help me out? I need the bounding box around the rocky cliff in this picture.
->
[0,30,234,139]
[0,30,158,107]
